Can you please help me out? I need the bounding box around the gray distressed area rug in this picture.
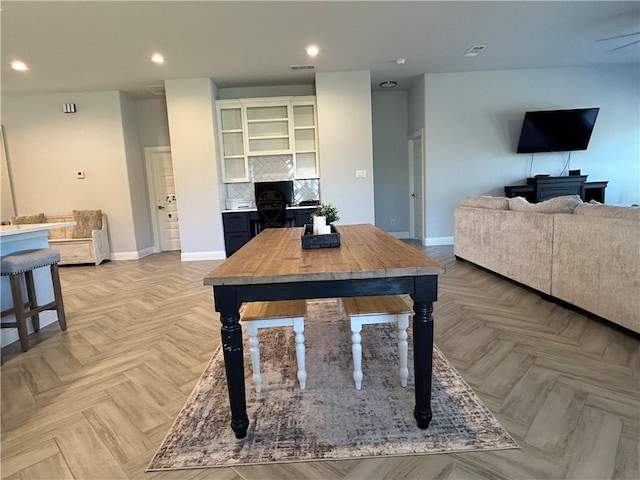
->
[148,300,518,471]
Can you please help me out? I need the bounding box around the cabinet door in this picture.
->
[293,104,319,178]
[294,208,315,227]
[219,108,249,182]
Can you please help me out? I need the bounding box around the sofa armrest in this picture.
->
[91,214,111,265]
[454,206,554,294]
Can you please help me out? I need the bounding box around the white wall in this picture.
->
[1,91,149,256]
[423,64,640,241]
[137,98,170,147]
[372,91,409,234]
[120,92,153,252]
[316,71,375,225]
[164,78,226,260]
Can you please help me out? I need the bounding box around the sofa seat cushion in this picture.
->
[574,204,640,221]
[72,209,102,238]
[508,195,582,214]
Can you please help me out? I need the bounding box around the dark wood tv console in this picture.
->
[504,175,608,203]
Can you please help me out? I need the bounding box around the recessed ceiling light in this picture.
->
[11,60,28,71]
[306,45,319,57]
[379,81,398,89]
[150,53,165,64]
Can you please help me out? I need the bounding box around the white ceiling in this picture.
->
[2,1,639,99]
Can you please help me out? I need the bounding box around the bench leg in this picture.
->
[351,320,363,390]
[397,313,409,388]
[293,318,306,390]
[246,323,263,393]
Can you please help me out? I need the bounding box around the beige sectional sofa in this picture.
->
[454,196,640,334]
[11,210,110,266]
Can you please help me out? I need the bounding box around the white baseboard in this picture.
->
[111,247,155,261]
[426,236,454,246]
[181,251,227,261]
[389,231,412,239]
[1,311,58,348]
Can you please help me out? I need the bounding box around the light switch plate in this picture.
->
[355,170,367,179]
[76,171,85,179]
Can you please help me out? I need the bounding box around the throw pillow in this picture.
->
[508,195,582,214]
[10,213,46,224]
[72,209,102,238]
[459,196,509,210]
[574,204,640,221]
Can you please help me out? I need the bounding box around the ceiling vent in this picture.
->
[290,64,316,71]
[464,45,487,57]
[144,84,166,96]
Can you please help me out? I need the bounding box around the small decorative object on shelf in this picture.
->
[311,203,340,224]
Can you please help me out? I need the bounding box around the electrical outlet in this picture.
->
[355,170,367,179]
[390,218,396,226]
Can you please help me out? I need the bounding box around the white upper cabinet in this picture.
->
[216,96,319,183]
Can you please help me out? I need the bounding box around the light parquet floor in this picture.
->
[1,245,638,479]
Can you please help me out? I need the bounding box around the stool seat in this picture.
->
[1,249,61,275]
[1,248,66,352]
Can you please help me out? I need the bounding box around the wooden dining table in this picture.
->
[204,223,445,439]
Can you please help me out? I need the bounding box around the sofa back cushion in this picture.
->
[508,195,582,214]
[459,196,509,210]
[574,204,640,221]
[72,210,103,238]
[10,213,46,224]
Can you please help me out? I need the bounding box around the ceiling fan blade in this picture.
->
[607,39,640,52]
[596,31,640,42]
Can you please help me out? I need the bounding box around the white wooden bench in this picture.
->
[341,295,412,390]
[241,300,307,393]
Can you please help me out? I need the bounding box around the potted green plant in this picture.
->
[312,203,340,224]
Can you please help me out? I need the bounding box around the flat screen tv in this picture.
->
[516,108,599,153]
[254,180,294,206]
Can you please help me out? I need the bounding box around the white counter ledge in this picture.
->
[0,221,76,238]
[1,221,75,348]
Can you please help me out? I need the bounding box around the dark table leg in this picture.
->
[412,276,437,429]
[214,287,249,439]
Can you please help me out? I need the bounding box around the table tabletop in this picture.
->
[205,223,444,286]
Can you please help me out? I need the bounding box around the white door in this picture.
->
[145,147,181,252]
[408,129,425,244]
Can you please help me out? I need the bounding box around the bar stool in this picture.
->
[1,248,67,352]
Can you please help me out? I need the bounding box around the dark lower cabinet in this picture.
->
[222,207,316,257]
[222,213,252,257]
